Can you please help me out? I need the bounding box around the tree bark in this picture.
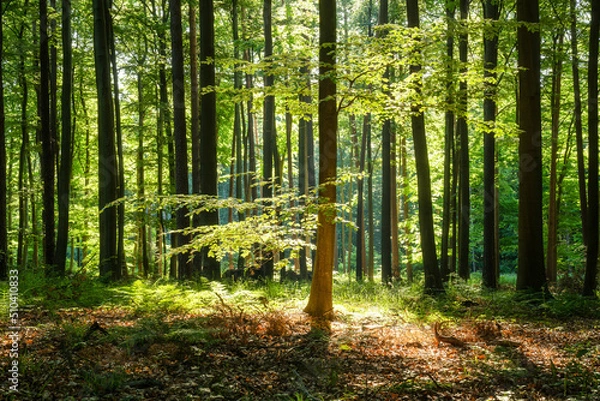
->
[406,0,444,293]
[170,0,191,279]
[40,0,56,270]
[55,0,74,276]
[457,0,470,281]
[200,0,221,280]
[441,1,455,283]
[516,0,547,293]
[569,0,588,248]
[546,32,564,284]
[93,0,119,280]
[305,0,337,323]
[482,0,500,289]
[583,0,599,297]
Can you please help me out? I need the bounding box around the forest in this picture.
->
[1,0,600,399]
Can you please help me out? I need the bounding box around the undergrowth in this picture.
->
[2,270,599,325]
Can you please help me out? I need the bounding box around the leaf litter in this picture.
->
[1,303,599,400]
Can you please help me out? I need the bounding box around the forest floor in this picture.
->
[1,278,600,400]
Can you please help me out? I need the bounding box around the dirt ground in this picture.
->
[2,305,599,400]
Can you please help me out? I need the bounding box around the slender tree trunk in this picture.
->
[457,0,470,280]
[189,2,202,275]
[482,0,500,289]
[298,66,314,280]
[583,0,600,297]
[441,1,455,282]
[93,0,119,280]
[401,135,413,282]
[55,0,73,276]
[136,43,150,277]
[516,0,546,293]
[546,32,564,285]
[355,115,368,281]
[170,0,191,279]
[262,0,276,280]
[305,0,337,324]
[379,0,392,284]
[570,0,588,248]
[40,0,56,270]
[406,0,444,293]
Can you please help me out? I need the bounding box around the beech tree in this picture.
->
[199,0,221,280]
[583,0,599,297]
[55,0,74,276]
[482,0,500,289]
[406,0,444,294]
[516,0,546,293]
[93,0,119,280]
[170,0,191,279]
[304,0,337,323]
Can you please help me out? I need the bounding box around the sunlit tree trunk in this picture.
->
[305,0,337,324]
[583,0,599,297]
[482,0,500,289]
[516,0,546,293]
[406,0,444,294]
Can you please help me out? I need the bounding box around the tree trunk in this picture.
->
[569,0,588,248]
[40,0,56,270]
[93,0,119,280]
[298,66,315,280]
[305,0,337,324]
[406,0,444,294]
[55,0,74,276]
[546,32,564,284]
[170,0,191,279]
[200,0,221,280]
[136,41,150,277]
[262,0,276,280]
[457,0,470,281]
[355,114,369,282]
[380,0,392,284]
[516,0,547,293]
[583,0,600,297]
[189,2,202,275]
[440,1,455,282]
[482,0,500,289]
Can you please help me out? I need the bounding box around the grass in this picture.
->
[3,270,599,325]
